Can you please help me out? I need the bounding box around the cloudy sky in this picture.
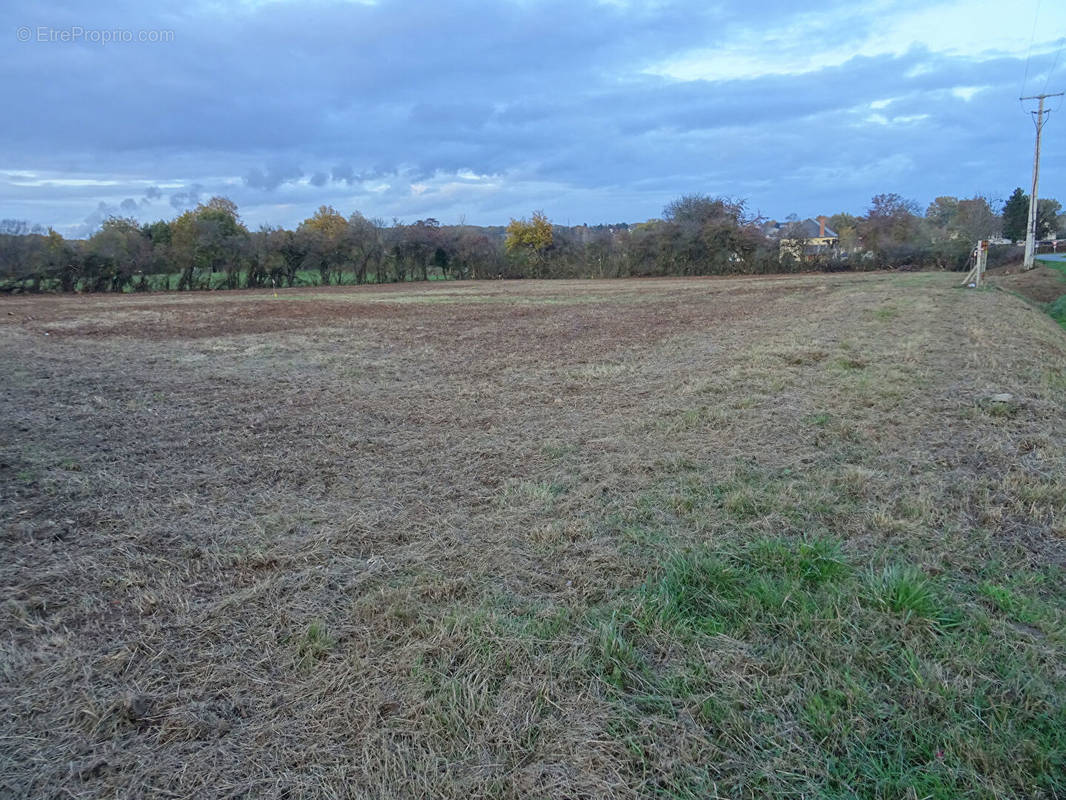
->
[2,0,1064,237]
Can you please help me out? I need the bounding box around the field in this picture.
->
[2,272,1065,799]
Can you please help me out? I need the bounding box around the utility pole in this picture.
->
[1020,91,1063,270]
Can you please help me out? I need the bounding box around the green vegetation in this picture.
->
[1035,256,1066,329]
[3,189,1062,293]
[425,531,1065,798]
[296,619,334,669]
[1050,295,1066,329]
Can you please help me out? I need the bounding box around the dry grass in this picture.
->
[1,273,1065,798]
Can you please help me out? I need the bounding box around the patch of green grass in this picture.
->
[721,485,766,519]
[645,536,851,637]
[654,405,728,433]
[977,578,1064,640]
[874,305,899,320]
[779,348,828,366]
[1049,294,1066,330]
[980,582,1040,623]
[1044,367,1066,392]
[865,564,960,630]
[834,356,868,371]
[501,479,568,505]
[978,395,1022,418]
[480,527,1059,798]
[541,441,576,460]
[1037,256,1066,281]
[612,464,870,541]
[747,535,850,586]
[587,613,649,691]
[650,551,746,634]
[296,619,333,669]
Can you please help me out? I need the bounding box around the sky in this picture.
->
[1,0,1064,237]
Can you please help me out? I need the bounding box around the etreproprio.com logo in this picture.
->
[16,25,175,44]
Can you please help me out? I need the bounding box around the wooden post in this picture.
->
[961,240,988,288]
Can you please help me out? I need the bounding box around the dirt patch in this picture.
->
[989,264,1066,304]
[0,275,819,354]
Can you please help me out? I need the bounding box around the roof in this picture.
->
[788,218,838,239]
[763,218,838,239]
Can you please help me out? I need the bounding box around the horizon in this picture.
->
[0,193,1045,242]
[2,0,1064,238]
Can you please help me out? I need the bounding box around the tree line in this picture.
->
[0,189,1061,293]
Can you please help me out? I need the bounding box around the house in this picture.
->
[773,216,839,259]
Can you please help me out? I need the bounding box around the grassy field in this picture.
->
[1,272,1064,798]
[1035,256,1066,329]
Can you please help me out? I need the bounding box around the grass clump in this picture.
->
[865,564,960,631]
[588,613,649,692]
[646,536,850,637]
[296,619,334,669]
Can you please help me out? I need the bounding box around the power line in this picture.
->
[1043,35,1065,99]
[1020,0,1042,99]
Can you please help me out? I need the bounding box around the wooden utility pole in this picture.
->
[1020,92,1063,270]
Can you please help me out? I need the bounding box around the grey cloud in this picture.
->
[331,164,355,184]
[244,164,303,191]
[169,184,203,209]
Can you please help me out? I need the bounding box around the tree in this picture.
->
[663,194,744,228]
[1037,198,1061,240]
[170,197,247,290]
[860,193,920,257]
[300,205,348,239]
[45,229,78,292]
[1002,189,1060,242]
[925,196,999,243]
[407,218,444,281]
[86,216,152,292]
[828,213,861,252]
[1002,188,1028,242]
[657,195,764,275]
[298,205,349,284]
[505,211,553,277]
[452,227,498,279]
[954,196,1000,241]
[925,196,959,234]
[347,212,385,284]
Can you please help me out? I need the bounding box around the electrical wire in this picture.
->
[1019,0,1042,107]
[1043,35,1065,110]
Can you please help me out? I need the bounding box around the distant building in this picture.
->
[765,216,839,259]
